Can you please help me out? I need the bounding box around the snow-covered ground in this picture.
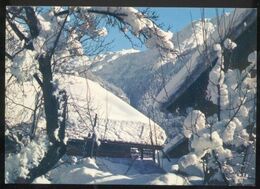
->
[32,156,205,185]
[33,156,189,185]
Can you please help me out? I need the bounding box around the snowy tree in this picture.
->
[180,39,256,185]
[5,6,176,183]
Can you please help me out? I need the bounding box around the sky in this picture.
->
[105,8,234,52]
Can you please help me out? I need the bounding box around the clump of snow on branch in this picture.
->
[180,47,256,184]
[5,134,49,183]
[50,79,67,142]
[54,128,60,142]
[33,9,68,54]
[78,8,108,38]
[222,121,236,144]
[178,153,204,177]
[183,110,206,138]
[11,50,38,82]
[247,51,257,63]
[224,69,241,90]
[90,7,176,59]
[5,20,27,54]
[32,176,51,184]
[206,43,229,107]
[224,38,237,50]
[220,50,256,127]
[180,111,234,180]
[68,31,84,56]
[213,43,221,51]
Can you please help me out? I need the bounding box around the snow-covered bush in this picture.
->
[180,42,256,185]
[206,44,229,107]
[183,110,206,138]
[178,153,204,177]
[5,133,49,183]
[224,38,237,50]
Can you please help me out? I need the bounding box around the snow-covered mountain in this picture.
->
[90,48,168,109]
[88,19,218,109]
[172,18,215,52]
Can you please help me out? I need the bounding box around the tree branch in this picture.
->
[5,51,13,60]
[6,14,28,42]
[6,11,34,50]
[30,92,42,140]
[5,95,34,111]
[48,12,69,59]
[87,9,126,22]
[33,73,43,88]
[223,89,248,128]
[54,10,69,17]
[212,150,229,185]
[24,7,40,39]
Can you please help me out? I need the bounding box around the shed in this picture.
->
[66,138,163,161]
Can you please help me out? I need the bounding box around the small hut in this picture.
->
[66,138,163,161]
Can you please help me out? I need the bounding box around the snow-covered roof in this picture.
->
[60,76,166,145]
[155,8,256,110]
[5,73,167,146]
[56,74,167,145]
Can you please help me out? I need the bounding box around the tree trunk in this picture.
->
[25,142,66,183]
[24,54,67,183]
[7,7,70,183]
[38,55,60,143]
